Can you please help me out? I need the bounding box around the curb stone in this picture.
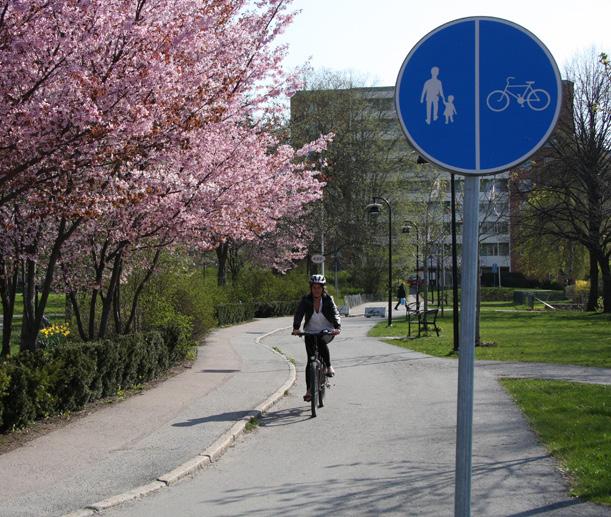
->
[61,326,296,516]
[87,481,166,513]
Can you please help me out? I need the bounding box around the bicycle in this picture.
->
[486,76,551,112]
[295,329,334,418]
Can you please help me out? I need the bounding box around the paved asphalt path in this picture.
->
[0,317,294,517]
[104,310,609,517]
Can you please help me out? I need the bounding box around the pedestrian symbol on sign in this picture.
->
[420,66,457,126]
[444,95,457,124]
[420,66,445,125]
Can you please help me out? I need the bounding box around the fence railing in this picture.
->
[343,293,378,308]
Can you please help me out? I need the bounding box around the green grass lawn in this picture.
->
[1,293,67,354]
[1,293,66,317]
[502,379,611,505]
[370,302,611,368]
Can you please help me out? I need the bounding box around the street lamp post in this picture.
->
[429,254,435,304]
[366,196,393,327]
[402,221,420,311]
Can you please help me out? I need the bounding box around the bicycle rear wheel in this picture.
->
[486,90,509,112]
[308,362,317,417]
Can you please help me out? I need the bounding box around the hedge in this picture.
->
[215,300,299,326]
[513,289,566,305]
[0,325,193,433]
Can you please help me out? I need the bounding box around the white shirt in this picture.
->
[304,299,333,333]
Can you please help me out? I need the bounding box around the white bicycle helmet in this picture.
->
[309,274,326,285]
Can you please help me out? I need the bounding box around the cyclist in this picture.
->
[292,274,341,402]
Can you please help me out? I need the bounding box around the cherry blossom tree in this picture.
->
[1,0,332,351]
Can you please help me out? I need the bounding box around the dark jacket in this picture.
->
[293,293,341,331]
[397,284,407,298]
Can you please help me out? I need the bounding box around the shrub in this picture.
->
[480,287,515,301]
[136,265,225,339]
[0,327,187,433]
[254,300,299,318]
[0,367,9,428]
[158,319,195,363]
[500,271,537,288]
[215,302,256,326]
[50,345,97,412]
[1,364,36,430]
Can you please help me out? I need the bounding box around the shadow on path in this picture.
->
[172,411,253,427]
[506,499,588,516]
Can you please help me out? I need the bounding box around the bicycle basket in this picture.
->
[321,333,335,345]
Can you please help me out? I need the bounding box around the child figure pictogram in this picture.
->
[444,95,457,124]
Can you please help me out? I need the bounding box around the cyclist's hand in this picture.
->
[291,329,300,335]
[331,329,340,335]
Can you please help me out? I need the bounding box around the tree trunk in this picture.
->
[216,243,228,287]
[586,250,599,311]
[98,250,123,338]
[597,252,611,313]
[19,257,37,352]
[20,219,79,351]
[113,260,123,334]
[88,287,99,340]
[228,244,243,284]
[123,247,162,334]
[69,292,88,341]
[88,239,110,340]
[0,255,18,357]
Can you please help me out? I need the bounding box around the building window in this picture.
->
[480,242,509,256]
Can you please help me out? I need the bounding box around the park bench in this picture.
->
[405,302,420,337]
[418,308,440,337]
[406,306,440,338]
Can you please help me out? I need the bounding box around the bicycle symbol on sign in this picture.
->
[486,77,551,112]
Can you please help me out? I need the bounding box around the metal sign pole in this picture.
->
[394,18,562,517]
[454,175,480,516]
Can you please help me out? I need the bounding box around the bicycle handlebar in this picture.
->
[294,329,336,337]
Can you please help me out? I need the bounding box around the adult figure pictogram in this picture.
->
[420,66,445,125]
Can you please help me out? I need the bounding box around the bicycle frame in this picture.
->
[296,330,331,417]
[502,76,534,102]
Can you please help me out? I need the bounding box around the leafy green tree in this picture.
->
[290,69,413,292]
[512,50,610,311]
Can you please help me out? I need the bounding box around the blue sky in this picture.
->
[279,0,611,85]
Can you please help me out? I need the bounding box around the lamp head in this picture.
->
[402,221,416,234]
[365,202,382,218]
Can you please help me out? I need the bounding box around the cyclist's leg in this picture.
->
[318,338,330,367]
[304,335,316,393]
[319,338,335,376]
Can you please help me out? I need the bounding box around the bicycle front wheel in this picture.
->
[318,362,325,408]
[486,90,509,112]
[308,362,317,417]
[527,89,551,111]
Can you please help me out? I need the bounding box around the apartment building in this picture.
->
[291,79,575,287]
[291,85,513,283]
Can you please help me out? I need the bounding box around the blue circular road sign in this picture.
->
[395,17,562,175]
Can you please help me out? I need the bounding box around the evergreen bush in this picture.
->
[50,345,97,412]
[0,326,193,433]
